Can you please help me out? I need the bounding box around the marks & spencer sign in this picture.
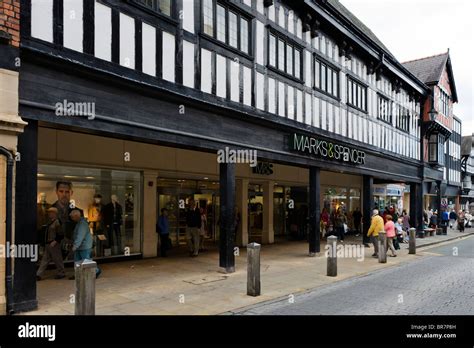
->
[290,133,366,165]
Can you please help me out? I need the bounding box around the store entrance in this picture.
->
[248,183,263,243]
[157,178,220,249]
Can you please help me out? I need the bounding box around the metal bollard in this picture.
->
[326,235,338,277]
[75,259,97,315]
[247,243,261,297]
[409,228,416,255]
[378,231,387,263]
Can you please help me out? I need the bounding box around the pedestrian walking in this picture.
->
[69,209,101,279]
[320,208,330,238]
[367,209,384,258]
[36,207,66,280]
[333,207,347,242]
[384,215,397,257]
[185,199,201,257]
[199,207,208,252]
[441,209,449,234]
[157,208,170,257]
[401,210,410,232]
[352,207,362,236]
[457,210,465,232]
[449,209,457,229]
[429,210,438,229]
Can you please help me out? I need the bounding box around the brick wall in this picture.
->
[0,0,20,47]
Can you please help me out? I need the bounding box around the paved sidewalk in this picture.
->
[21,229,474,315]
[233,235,474,315]
[415,229,472,248]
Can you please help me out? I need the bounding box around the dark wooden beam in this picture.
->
[309,166,321,254]
[13,120,39,313]
[219,162,235,273]
[362,175,373,246]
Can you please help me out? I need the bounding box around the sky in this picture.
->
[339,0,474,135]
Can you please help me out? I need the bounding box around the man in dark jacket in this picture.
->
[157,208,170,257]
[186,199,201,257]
[36,207,65,280]
[352,207,362,236]
[449,210,457,229]
[441,209,450,234]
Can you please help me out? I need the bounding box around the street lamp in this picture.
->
[428,106,438,121]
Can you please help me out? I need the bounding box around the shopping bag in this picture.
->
[343,223,349,234]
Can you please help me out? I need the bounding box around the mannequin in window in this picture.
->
[103,194,123,255]
[88,194,105,232]
[36,192,51,231]
[88,193,106,256]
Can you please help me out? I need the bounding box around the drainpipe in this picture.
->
[0,146,14,314]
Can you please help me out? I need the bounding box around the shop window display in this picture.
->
[321,186,361,235]
[37,164,141,260]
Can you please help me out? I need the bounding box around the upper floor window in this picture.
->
[202,0,251,55]
[377,95,391,124]
[314,57,339,98]
[347,77,367,112]
[439,89,450,116]
[203,0,213,35]
[268,30,302,80]
[395,105,410,132]
[135,0,172,16]
[429,133,445,166]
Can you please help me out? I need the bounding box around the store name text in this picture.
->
[290,134,365,165]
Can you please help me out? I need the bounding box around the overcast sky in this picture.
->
[340,0,473,135]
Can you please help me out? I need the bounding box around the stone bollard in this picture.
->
[409,228,416,255]
[75,259,97,315]
[326,235,338,277]
[247,243,261,297]
[378,231,387,263]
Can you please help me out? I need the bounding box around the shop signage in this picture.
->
[386,188,402,196]
[374,187,386,195]
[290,133,365,165]
[252,162,274,175]
[441,198,448,207]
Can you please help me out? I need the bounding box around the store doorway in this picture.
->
[157,178,220,250]
[248,183,263,243]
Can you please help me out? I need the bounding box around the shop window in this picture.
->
[37,164,142,259]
